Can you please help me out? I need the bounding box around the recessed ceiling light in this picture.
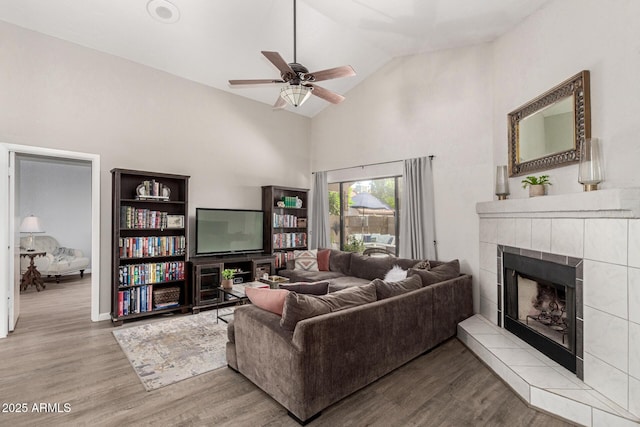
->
[147,0,180,24]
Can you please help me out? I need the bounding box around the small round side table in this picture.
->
[20,251,47,292]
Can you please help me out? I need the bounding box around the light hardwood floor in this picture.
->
[0,276,572,426]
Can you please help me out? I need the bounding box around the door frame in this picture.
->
[1,143,101,338]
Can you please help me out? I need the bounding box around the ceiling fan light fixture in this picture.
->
[280,84,312,107]
[146,0,180,24]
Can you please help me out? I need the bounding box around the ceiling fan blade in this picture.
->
[309,84,345,104]
[229,79,284,85]
[273,96,287,110]
[262,51,295,77]
[306,65,356,83]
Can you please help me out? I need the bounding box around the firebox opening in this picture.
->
[503,252,577,373]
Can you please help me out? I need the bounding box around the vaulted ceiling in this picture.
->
[0,0,551,117]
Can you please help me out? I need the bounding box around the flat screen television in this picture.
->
[195,208,264,256]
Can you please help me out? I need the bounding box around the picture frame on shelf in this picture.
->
[166,215,185,229]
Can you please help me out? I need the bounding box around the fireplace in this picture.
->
[503,252,577,373]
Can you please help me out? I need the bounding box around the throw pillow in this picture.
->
[373,274,423,300]
[293,249,319,271]
[280,282,376,331]
[383,265,408,282]
[245,287,289,316]
[408,259,460,287]
[413,260,431,270]
[279,281,329,295]
[317,248,331,271]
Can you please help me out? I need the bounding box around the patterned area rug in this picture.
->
[112,308,234,391]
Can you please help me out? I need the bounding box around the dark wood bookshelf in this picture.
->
[262,185,309,271]
[111,168,190,325]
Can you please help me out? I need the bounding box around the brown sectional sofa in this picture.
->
[226,250,473,424]
[278,249,450,291]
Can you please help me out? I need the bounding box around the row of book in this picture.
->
[273,232,307,249]
[272,213,302,228]
[117,285,153,316]
[118,261,185,286]
[121,206,169,229]
[274,251,296,269]
[139,179,169,198]
[280,196,300,208]
[119,236,186,258]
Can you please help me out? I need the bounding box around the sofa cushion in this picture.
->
[280,282,377,331]
[373,274,423,300]
[317,249,331,271]
[327,276,371,292]
[278,269,345,283]
[294,249,319,271]
[408,259,460,286]
[245,287,289,316]
[279,281,329,295]
[329,249,352,274]
[349,253,394,280]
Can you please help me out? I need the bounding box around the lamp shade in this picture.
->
[280,85,312,107]
[20,215,44,233]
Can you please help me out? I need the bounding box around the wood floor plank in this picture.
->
[0,276,572,426]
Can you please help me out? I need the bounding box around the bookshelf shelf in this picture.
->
[111,168,191,325]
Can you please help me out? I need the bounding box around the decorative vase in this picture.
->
[578,137,603,191]
[529,185,545,197]
[221,279,233,289]
[495,165,510,200]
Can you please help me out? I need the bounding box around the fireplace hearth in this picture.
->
[503,252,577,373]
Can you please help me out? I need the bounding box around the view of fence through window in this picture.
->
[328,177,401,255]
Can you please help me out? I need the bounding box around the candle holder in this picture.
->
[495,165,510,200]
[578,138,603,191]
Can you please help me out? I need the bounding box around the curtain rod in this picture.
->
[312,155,434,174]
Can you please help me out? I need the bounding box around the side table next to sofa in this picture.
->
[20,251,47,291]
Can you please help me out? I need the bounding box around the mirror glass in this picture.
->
[518,96,574,162]
[508,71,590,177]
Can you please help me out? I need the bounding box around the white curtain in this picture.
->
[399,157,437,260]
[310,171,330,249]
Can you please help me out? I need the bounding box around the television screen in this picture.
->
[195,208,264,255]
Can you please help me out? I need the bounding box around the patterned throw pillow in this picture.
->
[293,249,319,271]
[413,260,431,270]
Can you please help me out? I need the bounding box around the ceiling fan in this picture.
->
[228,0,356,109]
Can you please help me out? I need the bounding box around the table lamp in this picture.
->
[20,215,45,251]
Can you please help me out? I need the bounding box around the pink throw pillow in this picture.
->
[245,287,289,316]
[317,249,330,271]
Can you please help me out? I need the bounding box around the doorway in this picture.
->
[0,144,101,338]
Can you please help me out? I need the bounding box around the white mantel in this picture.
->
[477,188,640,219]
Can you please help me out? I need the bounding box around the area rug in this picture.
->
[112,308,235,391]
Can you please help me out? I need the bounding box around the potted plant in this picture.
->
[221,269,235,289]
[521,175,552,197]
[343,235,365,253]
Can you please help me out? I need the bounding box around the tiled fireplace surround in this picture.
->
[459,189,640,426]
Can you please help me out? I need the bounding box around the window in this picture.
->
[328,177,402,255]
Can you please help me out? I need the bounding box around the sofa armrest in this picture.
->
[428,274,473,343]
[231,305,310,417]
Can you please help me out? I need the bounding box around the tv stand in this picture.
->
[190,253,275,313]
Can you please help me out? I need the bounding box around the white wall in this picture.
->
[18,156,92,263]
[312,44,494,312]
[0,21,311,315]
[493,0,640,196]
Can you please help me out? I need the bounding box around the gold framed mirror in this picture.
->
[508,70,591,176]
